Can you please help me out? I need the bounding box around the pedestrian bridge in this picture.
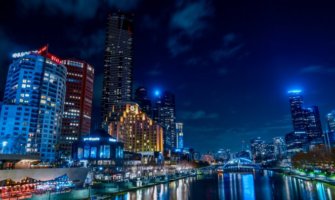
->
[218,158,261,172]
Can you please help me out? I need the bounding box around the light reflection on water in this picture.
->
[110,171,335,200]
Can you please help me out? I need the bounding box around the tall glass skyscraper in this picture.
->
[134,86,152,117]
[153,91,176,150]
[59,59,94,158]
[288,90,305,132]
[176,122,184,149]
[102,13,133,129]
[326,111,335,147]
[0,47,67,161]
[288,90,323,142]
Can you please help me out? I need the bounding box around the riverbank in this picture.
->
[91,173,197,199]
[268,168,335,186]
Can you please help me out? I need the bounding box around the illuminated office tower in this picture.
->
[0,46,66,161]
[288,90,306,132]
[102,13,133,129]
[288,90,323,141]
[134,87,152,117]
[109,103,163,153]
[153,91,176,150]
[176,122,184,149]
[326,111,335,147]
[59,59,94,157]
[304,106,323,140]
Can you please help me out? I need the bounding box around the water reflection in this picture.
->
[109,171,335,200]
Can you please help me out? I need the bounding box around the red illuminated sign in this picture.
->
[48,53,61,64]
[37,45,62,64]
[38,45,48,55]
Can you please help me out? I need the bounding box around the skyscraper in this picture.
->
[153,91,176,150]
[134,87,152,116]
[59,59,94,157]
[288,90,323,141]
[304,106,323,140]
[288,90,305,132]
[176,122,184,149]
[326,111,335,147]
[0,46,67,161]
[102,13,133,129]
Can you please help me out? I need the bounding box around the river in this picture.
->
[108,171,335,200]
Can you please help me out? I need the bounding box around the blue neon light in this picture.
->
[288,89,302,94]
[154,90,161,96]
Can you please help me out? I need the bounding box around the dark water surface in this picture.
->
[109,171,335,200]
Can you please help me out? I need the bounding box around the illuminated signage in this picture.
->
[83,137,100,141]
[109,138,117,142]
[48,53,61,64]
[38,45,48,55]
[12,50,38,58]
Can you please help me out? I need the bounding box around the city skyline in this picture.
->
[1,1,335,152]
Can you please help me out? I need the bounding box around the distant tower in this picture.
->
[153,91,176,150]
[134,87,152,116]
[102,12,133,129]
[288,90,305,132]
[304,106,323,140]
[326,111,335,147]
[176,123,184,149]
[59,59,94,158]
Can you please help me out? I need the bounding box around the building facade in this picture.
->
[288,90,323,142]
[72,129,123,170]
[326,111,335,147]
[102,13,133,129]
[153,91,176,150]
[288,90,306,132]
[59,59,94,157]
[273,137,286,159]
[285,131,308,156]
[109,103,163,153]
[0,47,67,161]
[134,87,152,117]
[176,122,184,149]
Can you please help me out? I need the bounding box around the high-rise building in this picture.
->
[176,122,184,149]
[250,137,266,162]
[304,106,323,140]
[59,59,94,157]
[288,90,323,141]
[153,91,176,150]
[102,13,133,129]
[285,131,308,156]
[134,87,152,116]
[288,90,305,132]
[273,137,286,159]
[326,111,335,147]
[0,46,67,161]
[109,103,163,153]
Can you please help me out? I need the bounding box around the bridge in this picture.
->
[218,158,261,173]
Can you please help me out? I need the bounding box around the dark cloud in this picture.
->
[18,0,141,19]
[167,34,191,57]
[167,0,213,56]
[146,64,162,77]
[218,68,228,75]
[300,65,335,74]
[170,0,212,37]
[211,33,244,62]
[180,110,219,120]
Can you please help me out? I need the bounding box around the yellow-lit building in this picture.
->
[109,103,164,153]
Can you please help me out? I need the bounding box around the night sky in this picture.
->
[1,0,335,153]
